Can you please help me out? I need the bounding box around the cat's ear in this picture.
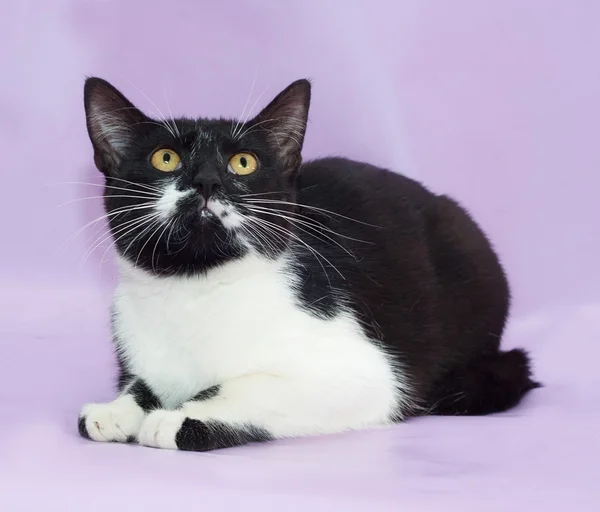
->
[253,79,311,173]
[83,77,147,175]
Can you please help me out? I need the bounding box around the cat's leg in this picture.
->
[138,374,396,451]
[78,380,160,443]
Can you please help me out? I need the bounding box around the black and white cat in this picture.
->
[78,77,539,451]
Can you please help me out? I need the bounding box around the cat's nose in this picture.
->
[192,175,222,200]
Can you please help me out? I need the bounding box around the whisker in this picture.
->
[245,206,359,260]
[57,202,156,254]
[121,78,179,140]
[79,212,160,270]
[236,116,306,141]
[244,204,374,245]
[121,213,164,258]
[135,216,169,268]
[54,195,159,209]
[51,181,161,198]
[248,216,335,287]
[234,86,269,140]
[244,198,380,227]
[165,216,178,253]
[151,218,175,274]
[162,81,182,140]
[238,190,289,198]
[245,215,344,283]
[99,212,162,267]
[232,66,259,139]
[234,117,278,140]
[239,220,283,255]
[131,120,178,139]
[106,176,164,194]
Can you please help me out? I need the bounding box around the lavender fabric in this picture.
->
[1,1,599,510]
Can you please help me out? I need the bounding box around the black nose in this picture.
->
[192,175,222,199]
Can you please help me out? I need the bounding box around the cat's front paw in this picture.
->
[138,409,186,449]
[79,395,145,443]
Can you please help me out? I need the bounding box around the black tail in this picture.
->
[429,348,541,416]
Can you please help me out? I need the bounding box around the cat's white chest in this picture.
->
[113,253,398,410]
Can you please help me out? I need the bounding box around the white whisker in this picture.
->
[232,66,259,139]
[99,212,162,268]
[162,81,181,140]
[244,204,373,245]
[151,218,175,274]
[245,206,360,260]
[55,195,160,210]
[79,212,160,271]
[106,176,164,194]
[234,86,269,140]
[245,215,344,284]
[244,198,380,227]
[121,78,178,140]
[52,181,161,198]
[135,216,169,268]
[57,202,156,254]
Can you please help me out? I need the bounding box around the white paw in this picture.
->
[79,395,145,443]
[138,409,186,449]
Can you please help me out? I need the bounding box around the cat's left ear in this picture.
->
[252,79,311,174]
[83,77,148,175]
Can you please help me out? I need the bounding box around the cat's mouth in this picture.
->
[199,206,217,222]
[198,198,222,222]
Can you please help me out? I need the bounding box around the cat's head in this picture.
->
[83,77,310,275]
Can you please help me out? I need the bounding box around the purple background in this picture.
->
[1,1,599,510]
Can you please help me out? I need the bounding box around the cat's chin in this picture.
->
[198,208,218,226]
[187,213,229,246]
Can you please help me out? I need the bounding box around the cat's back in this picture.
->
[297,158,438,244]
[297,157,435,231]
[294,157,440,261]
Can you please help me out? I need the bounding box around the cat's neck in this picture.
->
[115,251,291,288]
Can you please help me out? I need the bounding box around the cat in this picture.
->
[78,77,539,451]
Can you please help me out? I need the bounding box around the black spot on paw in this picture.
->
[78,416,91,440]
[175,419,211,451]
[175,418,273,452]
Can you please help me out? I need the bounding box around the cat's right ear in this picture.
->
[83,77,147,175]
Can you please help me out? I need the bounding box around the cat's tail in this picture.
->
[428,348,541,416]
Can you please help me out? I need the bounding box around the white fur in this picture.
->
[154,183,244,229]
[207,198,245,228]
[110,251,410,446]
[155,182,193,220]
[80,394,145,442]
[138,410,184,449]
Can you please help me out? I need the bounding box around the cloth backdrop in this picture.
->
[1,1,598,510]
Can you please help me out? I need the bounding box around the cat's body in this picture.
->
[79,78,538,451]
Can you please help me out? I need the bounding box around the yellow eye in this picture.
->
[228,152,258,176]
[151,149,181,172]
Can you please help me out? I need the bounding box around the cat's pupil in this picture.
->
[163,152,171,163]
[240,157,247,167]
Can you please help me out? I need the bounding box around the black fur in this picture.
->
[128,380,161,412]
[78,416,91,440]
[192,386,221,402]
[80,77,539,450]
[289,159,541,416]
[175,419,272,452]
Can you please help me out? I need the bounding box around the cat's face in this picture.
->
[84,78,310,275]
